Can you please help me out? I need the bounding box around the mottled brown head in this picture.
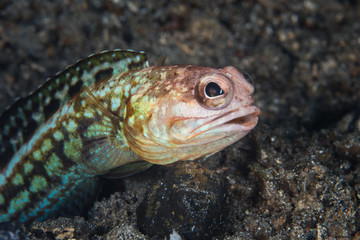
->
[123,65,260,164]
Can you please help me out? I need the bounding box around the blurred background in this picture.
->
[0,0,359,239]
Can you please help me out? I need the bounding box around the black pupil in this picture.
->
[205,82,224,97]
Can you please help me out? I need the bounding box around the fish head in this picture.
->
[124,65,260,164]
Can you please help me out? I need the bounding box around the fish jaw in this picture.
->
[169,105,260,144]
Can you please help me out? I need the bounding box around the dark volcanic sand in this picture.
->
[0,0,359,239]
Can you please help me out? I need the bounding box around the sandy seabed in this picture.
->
[0,1,359,239]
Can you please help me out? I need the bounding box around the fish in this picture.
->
[0,50,259,223]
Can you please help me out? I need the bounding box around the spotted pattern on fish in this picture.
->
[0,50,259,223]
[0,50,148,222]
[0,50,147,169]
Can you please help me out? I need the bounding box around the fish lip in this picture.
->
[191,105,260,135]
[224,106,260,130]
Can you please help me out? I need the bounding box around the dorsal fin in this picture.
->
[0,50,149,169]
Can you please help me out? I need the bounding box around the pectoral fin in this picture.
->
[103,161,153,178]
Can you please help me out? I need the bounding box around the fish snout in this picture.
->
[222,66,255,94]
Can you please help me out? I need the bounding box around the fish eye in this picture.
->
[195,74,234,110]
[205,82,224,98]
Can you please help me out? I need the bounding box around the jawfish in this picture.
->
[0,50,259,223]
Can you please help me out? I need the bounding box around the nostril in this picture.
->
[222,66,255,94]
[239,70,255,89]
[240,70,255,94]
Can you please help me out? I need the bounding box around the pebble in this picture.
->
[137,161,229,239]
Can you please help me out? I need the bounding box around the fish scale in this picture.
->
[0,50,149,222]
[0,50,148,168]
[0,50,259,223]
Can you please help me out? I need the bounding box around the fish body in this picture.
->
[0,50,259,223]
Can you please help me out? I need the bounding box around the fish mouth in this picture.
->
[191,105,260,136]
